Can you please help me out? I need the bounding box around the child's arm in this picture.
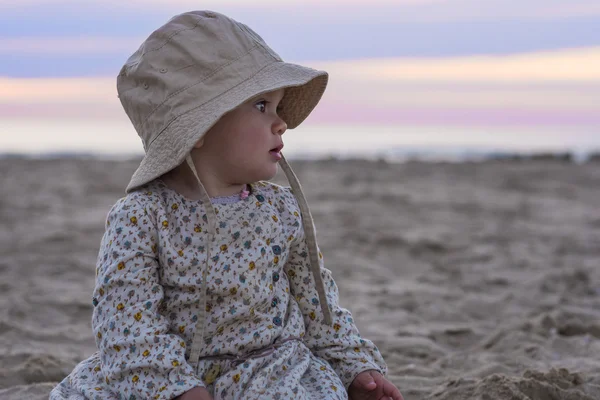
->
[92,196,206,399]
[280,189,388,391]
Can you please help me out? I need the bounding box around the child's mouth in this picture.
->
[269,144,284,160]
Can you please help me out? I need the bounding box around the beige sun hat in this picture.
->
[116,10,333,368]
[118,10,328,193]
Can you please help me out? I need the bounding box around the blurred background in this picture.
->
[1,0,599,160]
[2,2,600,399]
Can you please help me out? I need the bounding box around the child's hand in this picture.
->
[174,386,213,400]
[348,370,404,400]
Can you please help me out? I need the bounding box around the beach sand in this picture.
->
[1,156,599,399]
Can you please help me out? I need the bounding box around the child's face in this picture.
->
[197,88,287,183]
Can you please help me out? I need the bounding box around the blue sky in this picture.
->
[2,0,600,77]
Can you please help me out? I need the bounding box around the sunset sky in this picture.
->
[1,0,599,155]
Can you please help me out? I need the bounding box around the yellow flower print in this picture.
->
[282,365,288,371]
[178,325,185,334]
[178,250,184,257]
[249,261,256,270]
[266,238,271,245]
[97,332,102,339]
[206,303,212,312]
[309,311,316,320]
[360,358,368,363]
[180,341,186,348]
[95,387,101,391]
[113,345,121,352]
[287,235,294,242]
[333,323,341,332]
[116,303,124,311]
[250,307,255,316]
[143,350,150,357]
[146,191,152,195]
[319,251,323,259]
[233,374,241,383]
[162,220,168,228]
[134,312,142,321]
[287,269,296,277]
[130,216,137,225]
[99,288,104,296]
[230,287,237,295]
[217,326,224,334]
[94,365,101,372]
[105,376,110,384]
[132,375,139,383]
[293,211,299,217]
[171,203,179,210]
[172,360,180,367]
[320,365,326,371]
[204,363,221,384]
[220,244,228,252]
[274,256,279,264]
[117,262,125,270]
[151,244,157,253]
[354,347,360,352]
[331,385,338,392]
[271,215,278,222]
[269,284,273,291]
[194,225,202,233]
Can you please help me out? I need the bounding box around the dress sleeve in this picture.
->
[280,188,388,391]
[92,195,205,399]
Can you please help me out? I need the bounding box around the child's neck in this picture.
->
[160,162,246,200]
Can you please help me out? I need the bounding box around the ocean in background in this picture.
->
[1,119,599,162]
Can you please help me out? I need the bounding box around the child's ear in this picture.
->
[193,137,205,149]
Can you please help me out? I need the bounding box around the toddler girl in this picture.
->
[51,10,403,400]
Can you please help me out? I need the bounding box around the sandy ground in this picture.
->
[1,156,599,399]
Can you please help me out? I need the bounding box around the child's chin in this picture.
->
[243,165,278,183]
[260,164,279,181]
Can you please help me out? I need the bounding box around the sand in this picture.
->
[1,156,599,399]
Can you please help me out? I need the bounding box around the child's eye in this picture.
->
[255,100,283,115]
[255,100,267,113]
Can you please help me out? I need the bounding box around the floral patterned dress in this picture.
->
[50,180,387,400]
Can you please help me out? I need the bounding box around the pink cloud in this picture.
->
[307,102,600,127]
[0,103,123,120]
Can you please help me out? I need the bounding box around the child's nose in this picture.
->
[273,118,287,136]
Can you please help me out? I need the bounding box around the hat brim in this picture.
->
[126,61,328,193]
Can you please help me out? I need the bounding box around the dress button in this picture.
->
[273,316,282,326]
[272,272,279,282]
[271,297,278,307]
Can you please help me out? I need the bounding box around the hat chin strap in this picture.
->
[185,152,332,370]
[279,154,332,326]
[185,153,216,367]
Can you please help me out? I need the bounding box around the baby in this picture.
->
[50,10,403,400]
